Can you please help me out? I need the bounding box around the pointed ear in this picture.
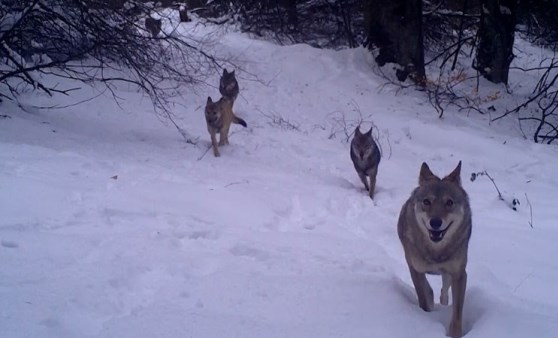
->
[443,161,462,186]
[207,96,213,104]
[419,162,438,186]
[366,127,373,136]
[230,69,235,75]
[222,69,228,76]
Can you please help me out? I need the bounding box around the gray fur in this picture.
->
[350,126,381,199]
[397,161,472,338]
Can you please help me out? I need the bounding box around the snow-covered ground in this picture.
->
[1,18,558,338]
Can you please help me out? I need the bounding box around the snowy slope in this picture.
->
[1,18,558,338]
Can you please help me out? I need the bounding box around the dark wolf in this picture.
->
[219,68,239,103]
[350,126,381,199]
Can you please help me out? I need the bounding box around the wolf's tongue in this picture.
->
[429,230,443,242]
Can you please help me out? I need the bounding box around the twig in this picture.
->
[471,170,503,200]
[224,180,249,187]
[257,108,300,131]
[197,144,213,161]
[197,130,240,161]
[471,170,519,211]
[30,89,105,110]
[525,193,534,228]
[384,129,393,160]
[163,110,199,145]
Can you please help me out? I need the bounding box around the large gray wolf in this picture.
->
[204,96,247,157]
[397,161,472,338]
[350,126,381,199]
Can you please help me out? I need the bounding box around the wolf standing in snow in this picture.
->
[204,96,247,157]
[219,69,239,104]
[350,126,381,199]
[397,161,472,338]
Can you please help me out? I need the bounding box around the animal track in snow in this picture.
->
[1,239,19,248]
[229,244,270,262]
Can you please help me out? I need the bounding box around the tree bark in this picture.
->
[364,0,425,83]
[286,0,298,29]
[474,0,517,84]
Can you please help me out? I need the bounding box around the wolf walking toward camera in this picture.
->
[397,161,472,338]
[204,96,247,157]
[219,69,239,103]
[350,126,381,199]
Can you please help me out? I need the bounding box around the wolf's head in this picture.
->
[205,96,221,123]
[412,161,470,244]
[351,126,375,161]
[219,69,238,96]
[145,17,162,37]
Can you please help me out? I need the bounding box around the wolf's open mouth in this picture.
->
[428,222,453,243]
[429,229,446,242]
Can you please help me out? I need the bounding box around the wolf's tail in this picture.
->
[233,115,247,127]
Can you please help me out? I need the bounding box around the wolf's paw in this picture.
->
[423,287,434,311]
[419,296,434,312]
[447,319,462,338]
[440,292,449,306]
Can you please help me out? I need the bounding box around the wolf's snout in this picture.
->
[429,218,443,229]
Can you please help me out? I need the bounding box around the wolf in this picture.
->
[350,126,381,199]
[204,96,247,157]
[397,161,472,338]
[145,17,162,37]
[219,69,239,103]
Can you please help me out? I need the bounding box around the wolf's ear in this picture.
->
[366,127,373,136]
[354,126,362,136]
[230,70,235,75]
[222,68,228,76]
[443,161,462,186]
[207,96,213,104]
[419,162,438,186]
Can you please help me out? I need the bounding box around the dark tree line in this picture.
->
[193,0,558,144]
[364,0,425,82]
[3,0,558,143]
[474,0,517,84]
[194,0,523,85]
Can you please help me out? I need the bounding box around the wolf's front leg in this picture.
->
[210,130,220,157]
[358,172,370,192]
[367,167,378,199]
[219,124,230,146]
[441,273,451,306]
[447,271,467,338]
[409,266,434,312]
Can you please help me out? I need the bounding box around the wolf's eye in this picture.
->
[422,199,431,206]
[446,199,454,207]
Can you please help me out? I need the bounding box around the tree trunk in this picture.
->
[287,0,298,30]
[474,0,517,84]
[364,0,425,83]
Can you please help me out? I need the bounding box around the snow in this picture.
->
[1,17,558,338]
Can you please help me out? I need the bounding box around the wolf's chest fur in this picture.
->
[408,241,459,272]
[351,148,378,173]
[206,113,223,130]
